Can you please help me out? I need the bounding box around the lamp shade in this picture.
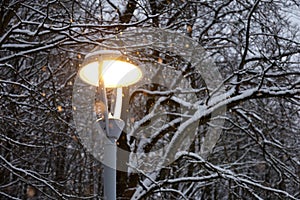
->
[79,50,142,88]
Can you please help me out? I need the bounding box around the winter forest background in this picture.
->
[0,0,300,199]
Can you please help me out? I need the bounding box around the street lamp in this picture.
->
[79,49,142,200]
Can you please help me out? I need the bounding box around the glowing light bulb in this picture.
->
[79,60,142,88]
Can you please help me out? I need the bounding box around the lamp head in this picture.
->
[79,50,142,88]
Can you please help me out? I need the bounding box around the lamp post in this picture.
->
[79,49,142,200]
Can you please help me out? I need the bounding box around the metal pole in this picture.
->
[98,85,124,199]
[100,118,124,200]
[103,137,117,200]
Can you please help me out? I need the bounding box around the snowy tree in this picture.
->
[0,0,299,199]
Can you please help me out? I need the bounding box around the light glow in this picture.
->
[79,60,142,88]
